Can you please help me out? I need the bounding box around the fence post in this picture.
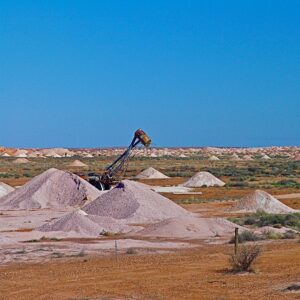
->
[234,227,239,255]
[115,240,118,264]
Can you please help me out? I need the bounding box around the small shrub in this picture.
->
[282,230,297,239]
[76,249,86,257]
[227,217,243,226]
[52,252,64,258]
[126,248,137,255]
[25,239,39,243]
[230,244,261,272]
[230,230,261,244]
[263,230,283,240]
[100,230,114,236]
[244,216,257,226]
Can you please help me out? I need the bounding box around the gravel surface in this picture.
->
[136,215,239,239]
[0,168,101,210]
[38,209,102,236]
[38,209,139,236]
[83,180,189,223]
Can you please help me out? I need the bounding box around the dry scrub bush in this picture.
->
[126,247,137,255]
[230,244,261,272]
[229,230,261,244]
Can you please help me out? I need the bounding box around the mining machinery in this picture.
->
[87,129,151,190]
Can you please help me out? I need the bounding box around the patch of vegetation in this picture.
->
[0,172,21,178]
[229,230,261,244]
[282,230,298,239]
[23,172,32,177]
[271,180,300,188]
[175,198,206,204]
[39,236,61,241]
[229,227,297,243]
[229,244,261,272]
[226,181,249,188]
[24,239,39,243]
[203,161,300,179]
[229,211,300,231]
[99,230,122,237]
[263,230,283,240]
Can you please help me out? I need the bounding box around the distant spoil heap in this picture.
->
[229,190,296,214]
[136,167,169,179]
[69,160,88,167]
[182,172,225,187]
[13,158,30,164]
[208,155,220,161]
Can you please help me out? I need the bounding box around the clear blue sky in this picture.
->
[1,1,299,148]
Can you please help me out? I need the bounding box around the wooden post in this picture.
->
[234,228,239,255]
[115,240,118,264]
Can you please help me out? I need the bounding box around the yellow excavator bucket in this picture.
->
[135,129,151,148]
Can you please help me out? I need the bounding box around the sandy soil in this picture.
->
[151,185,202,194]
[0,236,195,265]
[0,240,299,299]
[276,193,300,199]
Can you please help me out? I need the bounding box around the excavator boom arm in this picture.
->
[88,129,151,190]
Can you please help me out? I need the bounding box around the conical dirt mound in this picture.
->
[182,172,225,187]
[39,209,102,236]
[243,155,254,161]
[0,182,15,198]
[69,160,88,167]
[0,168,101,210]
[230,190,296,214]
[208,155,220,161]
[137,216,239,239]
[136,167,169,179]
[83,180,188,223]
[38,209,134,236]
[229,154,241,161]
[13,158,30,164]
[1,153,10,157]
